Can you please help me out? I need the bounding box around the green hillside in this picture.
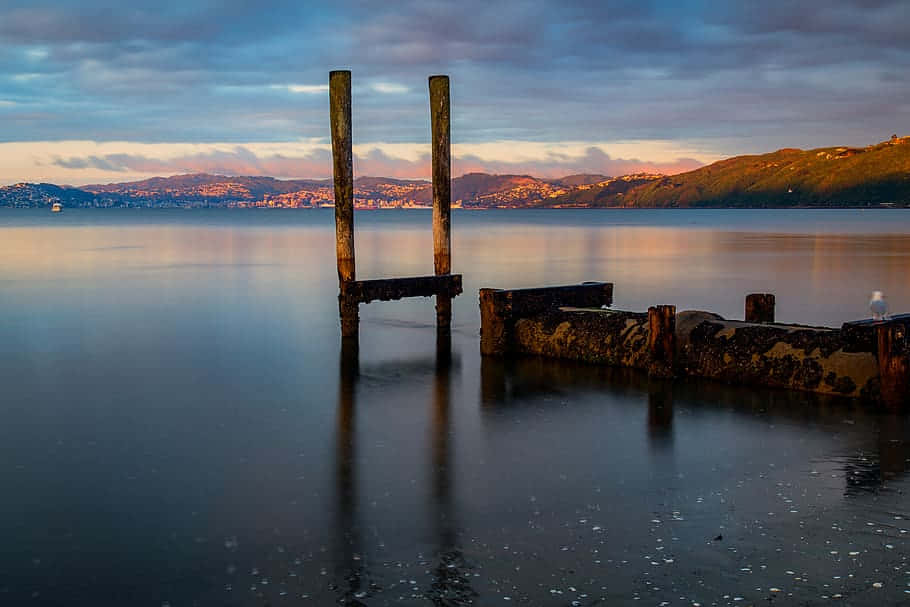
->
[554,136,910,208]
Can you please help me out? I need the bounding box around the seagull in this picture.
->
[870,291,888,321]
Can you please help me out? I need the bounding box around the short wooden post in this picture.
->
[648,305,676,378]
[429,75,452,333]
[745,293,775,323]
[330,70,358,337]
[876,323,910,412]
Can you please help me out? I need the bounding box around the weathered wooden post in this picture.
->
[429,75,452,333]
[648,305,676,378]
[330,70,358,337]
[876,322,910,412]
[745,293,775,323]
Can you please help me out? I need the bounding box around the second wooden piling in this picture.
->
[330,70,358,337]
[429,75,452,332]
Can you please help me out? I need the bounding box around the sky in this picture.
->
[0,0,907,185]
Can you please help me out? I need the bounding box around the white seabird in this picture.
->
[870,291,888,321]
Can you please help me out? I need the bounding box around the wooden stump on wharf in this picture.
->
[329,71,462,339]
[876,322,910,412]
[647,305,676,378]
[745,293,775,323]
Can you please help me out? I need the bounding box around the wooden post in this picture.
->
[745,293,775,323]
[429,75,452,333]
[876,322,910,412]
[648,305,676,378]
[330,70,358,337]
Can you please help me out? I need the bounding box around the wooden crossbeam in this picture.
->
[340,274,463,304]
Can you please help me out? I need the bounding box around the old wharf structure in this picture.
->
[328,71,909,412]
[329,70,462,339]
[479,284,910,411]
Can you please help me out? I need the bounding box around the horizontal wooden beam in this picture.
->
[340,274,463,304]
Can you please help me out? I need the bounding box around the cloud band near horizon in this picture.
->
[0,140,712,186]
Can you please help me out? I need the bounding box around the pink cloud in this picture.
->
[54,144,702,181]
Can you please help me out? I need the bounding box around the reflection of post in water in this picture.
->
[334,335,371,605]
[879,414,909,482]
[843,414,910,496]
[432,330,453,544]
[647,379,674,447]
[427,330,476,605]
[480,353,508,406]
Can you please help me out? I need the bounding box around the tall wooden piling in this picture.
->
[745,293,775,323]
[429,75,452,332]
[876,322,910,412]
[648,305,676,378]
[330,70,358,337]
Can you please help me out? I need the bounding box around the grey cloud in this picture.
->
[0,0,907,151]
[51,145,702,181]
[54,155,128,171]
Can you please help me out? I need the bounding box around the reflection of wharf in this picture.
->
[480,284,910,411]
[480,355,910,493]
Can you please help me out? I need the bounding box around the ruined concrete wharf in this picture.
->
[479,283,910,411]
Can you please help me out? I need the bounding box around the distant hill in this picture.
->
[555,135,910,208]
[4,136,910,209]
[548,174,610,187]
[83,173,332,202]
[547,174,664,207]
[0,183,96,207]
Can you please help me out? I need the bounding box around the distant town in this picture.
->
[0,172,662,210]
[3,135,909,209]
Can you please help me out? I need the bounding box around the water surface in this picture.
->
[1,209,909,606]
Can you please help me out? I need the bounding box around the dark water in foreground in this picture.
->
[1,208,909,606]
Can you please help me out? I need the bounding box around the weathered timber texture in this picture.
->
[341,274,463,304]
[330,70,357,338]
[430,76,452,331]
[745,293,775,323]
[877,322,910,411]
[330,70,355,285]
[329,72,463,339]
[338,296,360,338]
[479,282,614,355]
[648,305,676,378]
[429,76,451,277]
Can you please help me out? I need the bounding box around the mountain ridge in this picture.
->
[3,136,909,209]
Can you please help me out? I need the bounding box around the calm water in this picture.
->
[1,208,909,606]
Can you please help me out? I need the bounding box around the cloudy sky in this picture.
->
[0,0,907,185]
